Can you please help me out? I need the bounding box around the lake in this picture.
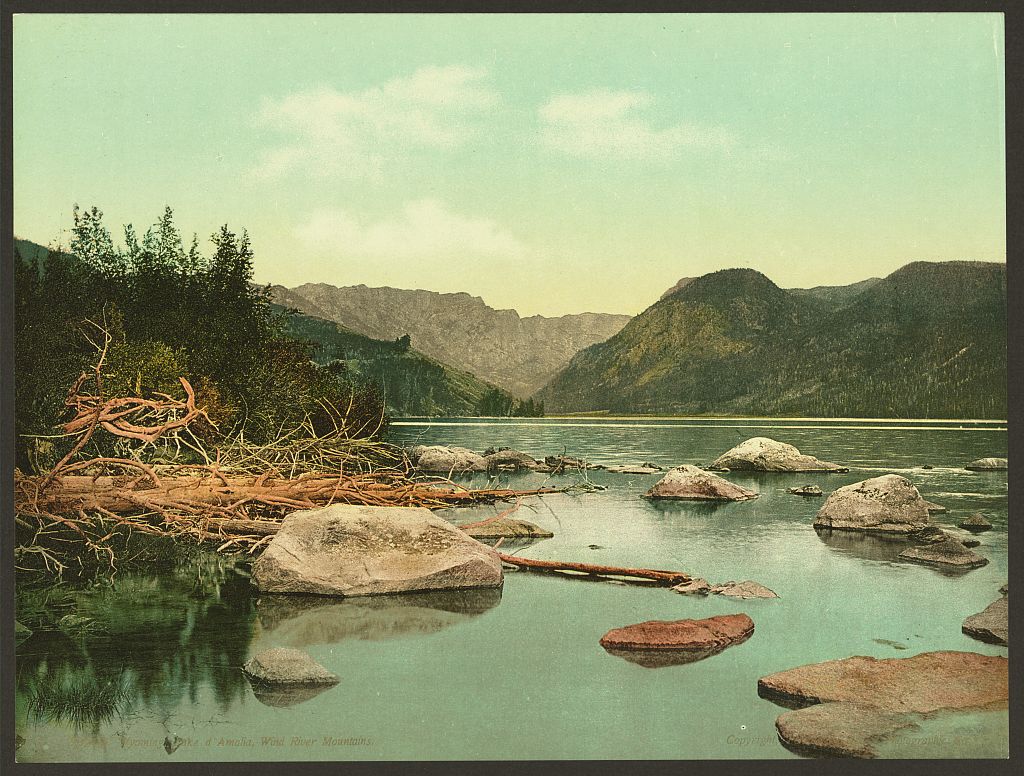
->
[15,418,1009,761]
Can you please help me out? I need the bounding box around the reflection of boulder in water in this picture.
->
[814,527,910,562]
[251,683,337,708]
[255,588,502,647]
[602,645,737,668]
[646,498,733,517]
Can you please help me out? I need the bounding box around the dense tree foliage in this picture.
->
[14,207,388,470]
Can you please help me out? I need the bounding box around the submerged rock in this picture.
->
[758,650,1008,714]
[898,535,988,570]
[711,580,779,599]
[958,513,993,533]
[710,437,848,473]
[775,702,919,759]
[962,538,982,548]
[242,647,339,686]
[644,465,758,501]
[252,504,503,596]
[671,578,712,595]
[461,516,553,540]
[484,449,538,471]
[964,457,1007,471]
[813,475,931,535]
[412,445,487,472]
[787,484,823,496]
[600,613,754,667]
[962,597,1008,646]
[605,464,662,474]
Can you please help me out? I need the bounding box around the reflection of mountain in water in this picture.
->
[253,588,503,648]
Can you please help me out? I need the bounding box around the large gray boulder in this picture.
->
[813,475,930,534]
[644,465,758,501]
[411,445,488,472]
[252,504,503,596]
[710,437,848,472]
[962,596,1008,646]
[964,457,1007,471]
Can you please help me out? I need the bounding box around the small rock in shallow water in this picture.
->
[605,464,662,474]
[243,647,339,686]
[710,580,779,599]
[600,613,754,667]
[999,583,1008,595]
[962,538,981,548]
[958,513,993,533]
[672,578,711,595]
[461,516,553,540]
[964,457,1007,471]
[962,597,1008,646]
[775,701,919,759]
[898,536,988,569]
[787,484,823,496]
[873,638,908,650]
[645,465,758,501]
[922,500,947,514]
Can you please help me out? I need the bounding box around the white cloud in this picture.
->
[254,66,499,179]
[295,199,526,260]
[539,89,734,160]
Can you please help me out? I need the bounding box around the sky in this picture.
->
[13,13,1006,317]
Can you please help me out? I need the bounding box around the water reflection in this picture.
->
[813,528,909,563]
[252,588,503,648]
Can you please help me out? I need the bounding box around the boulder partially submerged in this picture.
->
[605,464,662,474]
[897,535,988,570]
[758,650,1007,714]
[964,457,1007,471]
[410,445,487,472]
[252,504,503,596]
[813,475,930,535]
[710,437,848,473]
[461,516,553,540]
[242,647,340,707]
[787,485,823,497]
[484,449,538,471]
[958,513,993,532]
[671,579,778,599]
[774,702,920,759]
[645,465,758,501]
[962,595,1008,646]
[600,613,754,667]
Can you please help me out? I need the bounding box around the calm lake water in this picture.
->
[15,419,1009,761]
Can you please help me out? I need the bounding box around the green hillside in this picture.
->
[278,308,522,417]
[536,262,1006,419]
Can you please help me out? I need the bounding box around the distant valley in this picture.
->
[270,283,631,398]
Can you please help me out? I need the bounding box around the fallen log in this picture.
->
[496,553,692,586]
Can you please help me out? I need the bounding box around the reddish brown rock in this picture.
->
[758,651,1008,714]
[600,613,754,667]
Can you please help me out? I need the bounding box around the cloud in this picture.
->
[539,89,734,160]
[295,199,526,260]
[254,66,499,179]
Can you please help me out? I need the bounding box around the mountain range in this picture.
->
[536,261,1006,418]
[269,283,631,398]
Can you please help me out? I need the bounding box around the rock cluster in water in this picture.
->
[813,474,931,534]
[252,504,503,596]
[599,614,754,667]
[758,651,1009,758]
[787,484,823,496]
[644,465,758,501]
[897,534,988,570]
[710,437,848,472]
